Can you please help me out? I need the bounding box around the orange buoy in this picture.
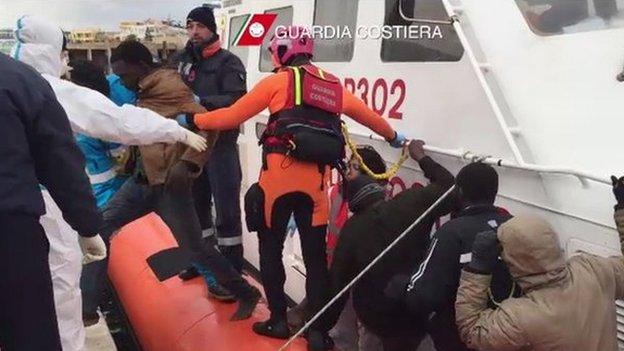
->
[108,213,307,351]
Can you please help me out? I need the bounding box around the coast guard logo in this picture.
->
[232,14,277,46]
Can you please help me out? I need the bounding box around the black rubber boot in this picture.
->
[252,318,291,339]
[178,266,200,281]
[306,330,334,351]
[230,286,261,321]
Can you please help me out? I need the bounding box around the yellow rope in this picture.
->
[342,124,409,180]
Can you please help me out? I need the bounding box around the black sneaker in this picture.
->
[230,286,262,321]
[178,266,200,281]
[306,330,334,351]
[208,283,236,303]
[252,319,291,339]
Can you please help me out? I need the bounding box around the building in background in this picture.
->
[65,18,187,71]
[0,29,15,55]
[69,28,107,43]
[1,16,189,65]
[119,19,186,46]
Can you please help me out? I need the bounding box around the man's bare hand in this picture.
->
[408,139,426,161]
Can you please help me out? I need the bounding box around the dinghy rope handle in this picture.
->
[342,124,409,180]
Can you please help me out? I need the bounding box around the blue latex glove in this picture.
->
[175,114,189,128]
[389,132,407,148]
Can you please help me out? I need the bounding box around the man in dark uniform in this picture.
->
[173,5,247,274]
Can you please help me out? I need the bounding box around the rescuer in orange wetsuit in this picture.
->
[193,26,406,351]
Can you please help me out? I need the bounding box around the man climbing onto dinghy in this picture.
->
[101,40,261,321]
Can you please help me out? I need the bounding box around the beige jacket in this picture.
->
[456,213,624,351]
[137,68,219,185]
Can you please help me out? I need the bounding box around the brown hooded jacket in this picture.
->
[456,213,624,351]
[137,68,218,185]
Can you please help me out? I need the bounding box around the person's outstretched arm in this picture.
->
[380,140,455,232]
[24,76,101,238]
[341,88,404,146]
[44,74,205,150]
[193,74,282,130]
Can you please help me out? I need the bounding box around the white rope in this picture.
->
[277,185,457,350]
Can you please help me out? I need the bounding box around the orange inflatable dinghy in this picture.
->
[108,213,307,351]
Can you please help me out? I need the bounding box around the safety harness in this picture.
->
[260,65,345,171]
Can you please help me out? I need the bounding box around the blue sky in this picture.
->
[0,0,213,30]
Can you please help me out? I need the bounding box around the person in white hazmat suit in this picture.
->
[11,15,208,351]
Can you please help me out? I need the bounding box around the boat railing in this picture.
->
[349,130,610,187]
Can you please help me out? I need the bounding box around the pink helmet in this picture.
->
[268,25,314,67]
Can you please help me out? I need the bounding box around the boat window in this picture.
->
[259,6,294,72]
[381,0,464,62]
[312,0,359,62]
[515,0,624,35]
[228,14,250,66]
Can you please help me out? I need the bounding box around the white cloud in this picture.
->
[0,0,206,30]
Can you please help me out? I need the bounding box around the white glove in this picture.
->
[78,235,107,265]
[181,129,208,152]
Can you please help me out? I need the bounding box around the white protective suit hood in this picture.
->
[9,15,188,147]
[11,15,67,77]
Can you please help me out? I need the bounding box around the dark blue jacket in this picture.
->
[171,40,247,145]
[0,53,101,237]
[405,204,516,351]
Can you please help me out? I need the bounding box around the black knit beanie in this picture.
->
[347,175,386,214]
[187,6,217,33]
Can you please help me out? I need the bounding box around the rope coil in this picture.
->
[342,124,409,180]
